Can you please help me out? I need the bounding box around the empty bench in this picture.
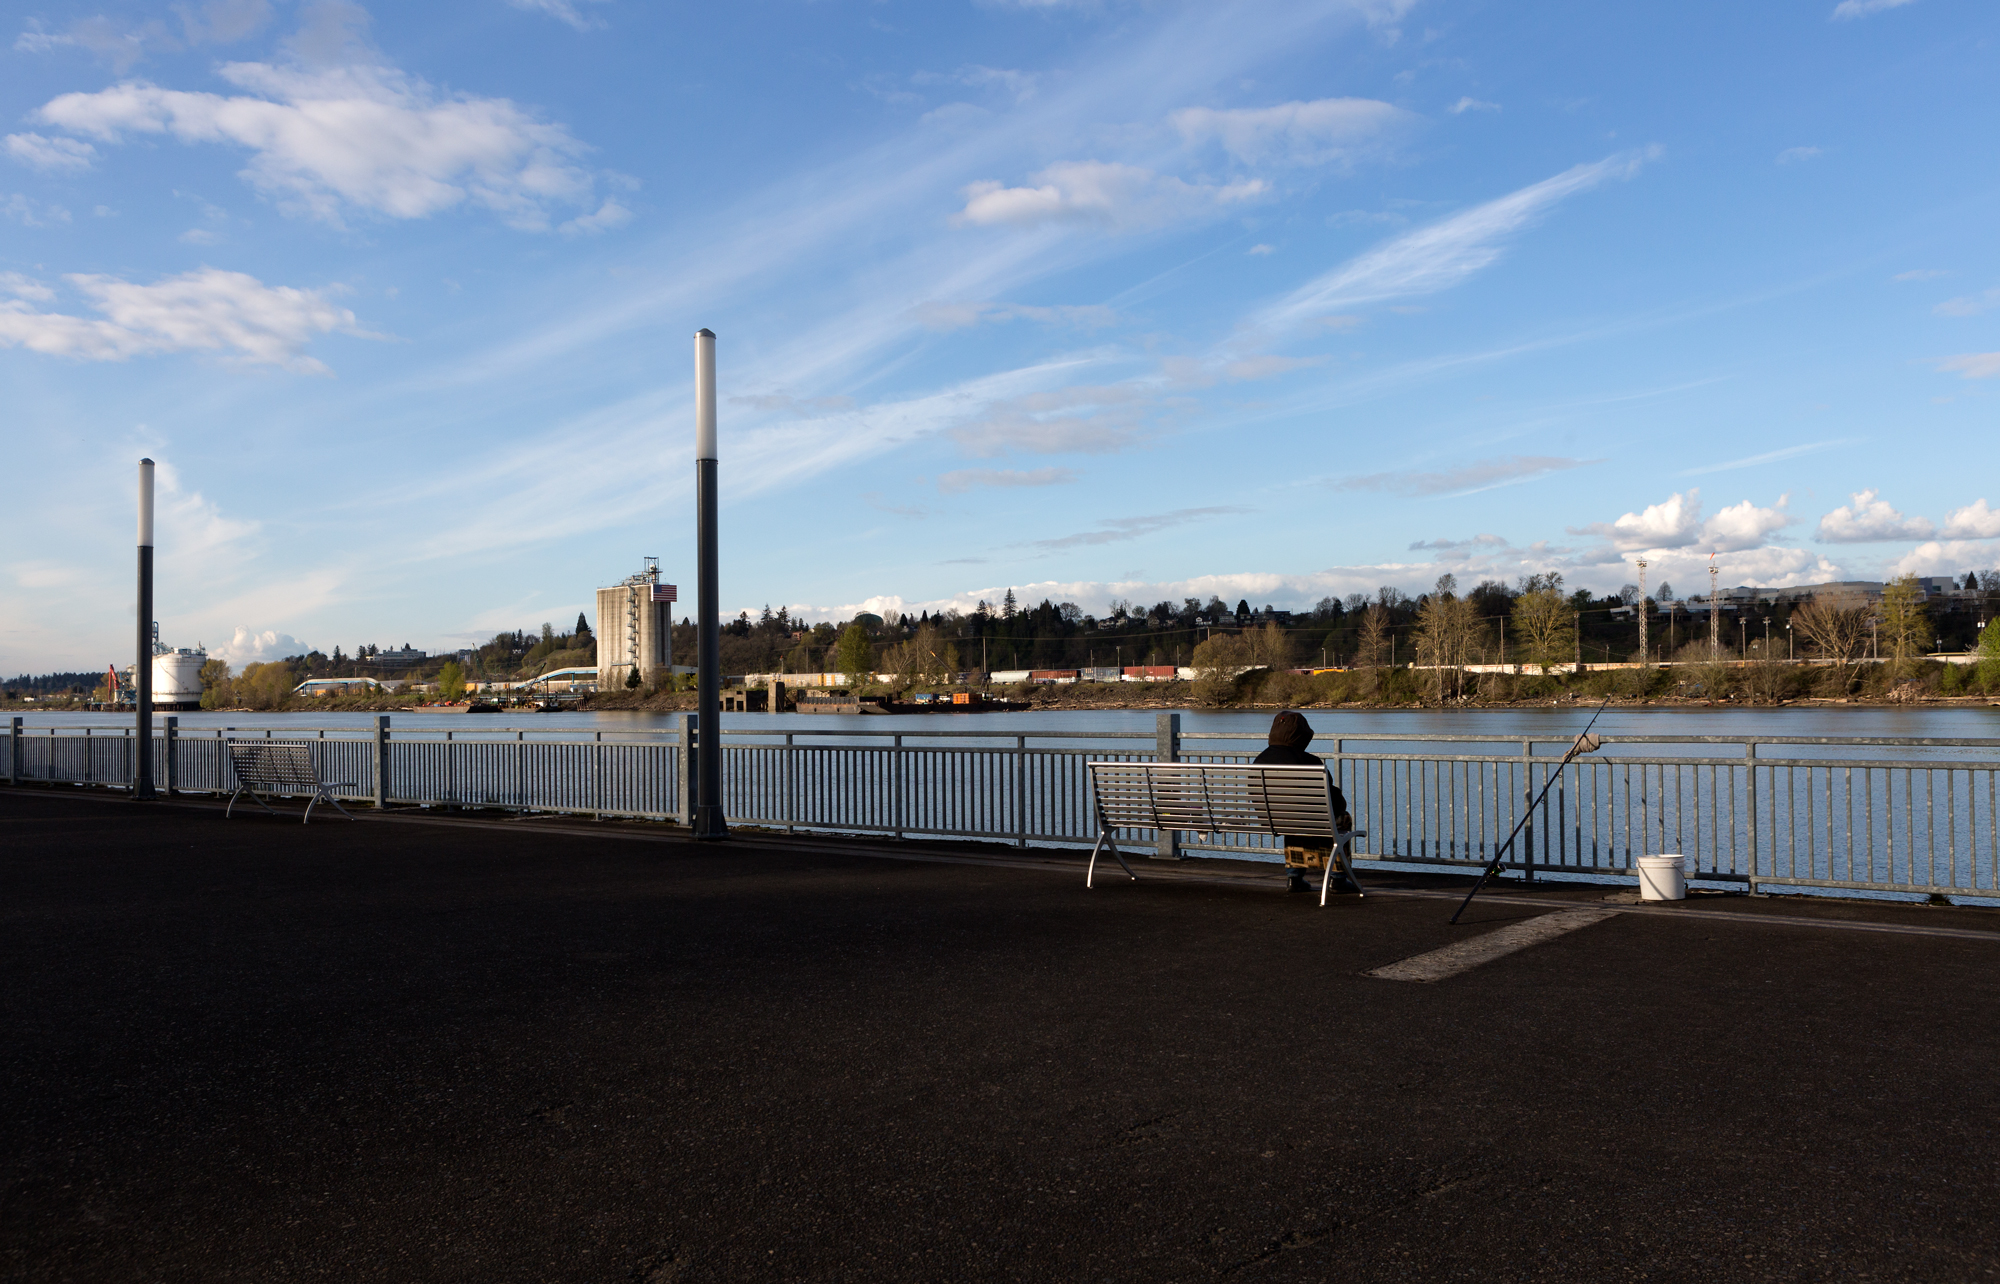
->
[225,741,359,823]
[1084,761,1368,907]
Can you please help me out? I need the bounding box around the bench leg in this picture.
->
[226,785,243,819]
[233,787,281,819]
[1320,838,1366,907]
[1086,832,1136,888]
[308,788,356,822]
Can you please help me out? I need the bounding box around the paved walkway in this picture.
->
[5,788,1999,1282]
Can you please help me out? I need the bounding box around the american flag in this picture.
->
[651,582,678,603]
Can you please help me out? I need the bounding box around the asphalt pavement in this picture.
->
[4,787,1999,1283]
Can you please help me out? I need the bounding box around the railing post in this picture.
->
[785,732,795,834]
[678,713,697,827]
[1745,741,1759,894]
[1155,712,1181,860]
[373,715,391,810]
[1520,741,1534,881]
[8,716,19,786]
[1015,734,1027,848]
[164,716,177,796]
[893,733,904,839]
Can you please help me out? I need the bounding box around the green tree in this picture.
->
[1511,581,1576,674]
[834,623,875,684]
[1878,575,1932,673]
[437,660,465,702]
[1977,618,2000,690]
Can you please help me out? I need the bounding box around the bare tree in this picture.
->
[1357,603,1391,669]
[1414,575,1481,701]
[880,623,959,690]
[1791,591,1870,673]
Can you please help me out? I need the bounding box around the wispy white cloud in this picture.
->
[1255,150,1654,330]
[937,466,1078,494]
[915,299,1117,331]
[0,267,373,372]
[1678,439,1847,476]
[2,193,72,226]
[1449,97,1499,114]
[1941,499,2000,540]
[1336,454,1593,498]
[1170,96,1408,166]
[1933,287,2000,318]
[0,272,55,302]
[954,161,1268,231]
[507,0,611,31]
[1936,351,2000,379]
[13,1,272,71]
[1831,0,1919,19]
[4,132,97,172]
[948,380,1161,456]
[1776,146,1824,164]
[1815,489,1934,543]
[35,60,605,230]
[1029,506,1250,551]
[1893,268,1947,281]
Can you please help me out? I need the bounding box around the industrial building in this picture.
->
[110,625,206,711]
[596,558,680,689]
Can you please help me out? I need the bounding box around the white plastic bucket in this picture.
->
[1637,855,1687,901]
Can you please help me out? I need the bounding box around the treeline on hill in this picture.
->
[694,572,2000,683]
[2,673,102,702]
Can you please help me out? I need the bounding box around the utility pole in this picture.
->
[692,329,726,840]
[1708,557,1721,659]
[1636,558,1649,666]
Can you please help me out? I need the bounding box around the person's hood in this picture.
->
[1268,710,1314,750]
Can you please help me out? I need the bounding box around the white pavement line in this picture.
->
[1367,909,1619,983]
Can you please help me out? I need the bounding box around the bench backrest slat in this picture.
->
[227,741,323,791]
[1087,761,1339,837]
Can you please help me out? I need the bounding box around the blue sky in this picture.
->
[3,0,1997,671]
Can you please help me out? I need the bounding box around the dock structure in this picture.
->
[5,785,2000,1280]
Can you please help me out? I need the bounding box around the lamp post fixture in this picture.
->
[692,329,726,840]
[134,458,157,801]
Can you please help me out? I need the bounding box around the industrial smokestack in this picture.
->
[135,458,157,801]
[692,329,726,839]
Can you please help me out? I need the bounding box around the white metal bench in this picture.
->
[1085,761,1368,907]
[225,741,359,823]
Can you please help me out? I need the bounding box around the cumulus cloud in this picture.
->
[508,0,611,31]
[1940,499,2000,540]
[953,160,1267,231]
[1937,352,2000,379]
[34,60,605,230]
[1257,150,1653,329]
[937,466,1078,494]
[4,132,97,172]
[211,626,309,666]
[0,267,373,372]
[1169,96,1407,166]
[1887,539,2000,579]
[1831,0,1919,18]
[916,300,1117,332]
[1335,454,1592,498]
[1814,489,1934,543]
[1572,489,1795,553]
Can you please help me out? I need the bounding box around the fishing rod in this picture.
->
[1448,694,1613,925]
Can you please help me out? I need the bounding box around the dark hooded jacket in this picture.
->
[1252,711,1350,842]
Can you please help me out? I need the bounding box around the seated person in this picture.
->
[1251,710,1357,894]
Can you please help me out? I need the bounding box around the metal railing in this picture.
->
[8,714,2000,900]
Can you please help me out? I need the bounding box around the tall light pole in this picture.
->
[1708,557,1721,658]
[692,329,726,840]
[1636,557,1649,666]
[134,458,157,801]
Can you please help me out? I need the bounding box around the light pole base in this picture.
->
[693,805,730,840]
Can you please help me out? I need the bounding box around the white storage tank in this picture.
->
[152,646,207,711]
